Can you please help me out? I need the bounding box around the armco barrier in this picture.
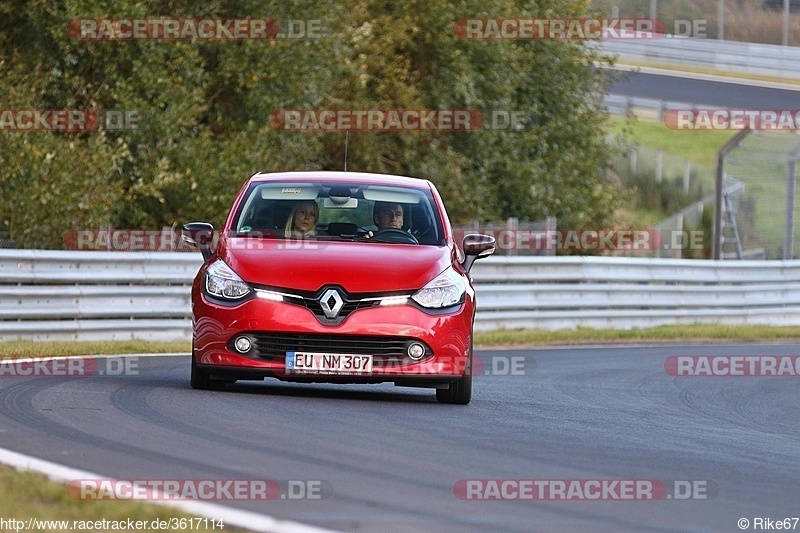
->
[472,256,800,330]
[602,94,717,118]
[602,36,800,79]
[0,250,199,341]
[2,250,800,340]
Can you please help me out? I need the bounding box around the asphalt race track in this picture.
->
[609,70,800,108]
[2,344,800,532]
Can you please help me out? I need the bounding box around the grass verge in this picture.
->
[0,464,247,531]
[474,324,800,347]
[0,340,190,359]
[2,325,800,359]
[609,115,732,169]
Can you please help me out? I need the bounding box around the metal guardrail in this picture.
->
[602,37,800,79]
[603,94,716,118]
[2,250,800,340]
[473,256,800,330]
[0,250,200,341]
[0,250,200,284]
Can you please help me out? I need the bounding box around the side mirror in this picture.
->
[462,234,495,272]
[182,222,215,261]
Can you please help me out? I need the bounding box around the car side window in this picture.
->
[239,200,295,234]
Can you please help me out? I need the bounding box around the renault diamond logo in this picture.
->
[319,288,344,319]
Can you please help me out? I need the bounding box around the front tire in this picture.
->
[436,348,473,405]
[190,343,224,391]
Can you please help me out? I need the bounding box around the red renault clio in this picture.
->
[182,171,494,404]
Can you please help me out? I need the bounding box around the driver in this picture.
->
[366,202,405,239]
[374,202,404,230]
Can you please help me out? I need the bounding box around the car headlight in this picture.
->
[411,266,466,309]
[204,260,251,300]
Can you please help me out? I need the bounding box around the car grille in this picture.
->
[302,298,371,321]
[247,333,432,363]
[255,284,411,325]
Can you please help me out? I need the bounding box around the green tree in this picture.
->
[316,0,620,226]
[0,0,620,248]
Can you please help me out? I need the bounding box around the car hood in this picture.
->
[220,238,454,293]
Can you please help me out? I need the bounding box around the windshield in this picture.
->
[231,181,445,245]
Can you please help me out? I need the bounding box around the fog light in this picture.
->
[234,336,252,353]
[407,343,425,360]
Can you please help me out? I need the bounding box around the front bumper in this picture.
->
[192,291,474,385]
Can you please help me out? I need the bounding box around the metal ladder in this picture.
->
[721,186,743,260]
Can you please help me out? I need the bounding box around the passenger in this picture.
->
[284,200,319,238]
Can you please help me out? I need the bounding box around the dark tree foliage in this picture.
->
[0,0,619,248]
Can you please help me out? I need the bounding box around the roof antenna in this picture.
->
[344,130,349,172]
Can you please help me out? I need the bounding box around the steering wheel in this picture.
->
[412,225,436,244]
[370,228,419,244]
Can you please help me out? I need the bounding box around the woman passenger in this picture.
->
[284,200,319,237]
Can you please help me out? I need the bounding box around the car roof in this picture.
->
[249,171,433,190]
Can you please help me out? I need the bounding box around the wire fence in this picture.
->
[596,0,800,46]
[612,144,715,193]
[0,231,13,250]
[610,142,716,258]
[722,131,800,259]
[616,132,800,261]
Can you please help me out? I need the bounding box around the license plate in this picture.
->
[285,352,373,375]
